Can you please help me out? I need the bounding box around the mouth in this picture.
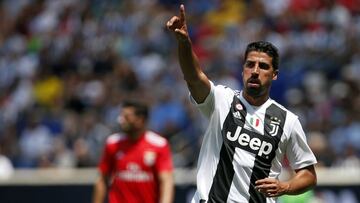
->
[247,78,261,88]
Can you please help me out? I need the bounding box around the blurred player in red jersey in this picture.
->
[92,100,174,203]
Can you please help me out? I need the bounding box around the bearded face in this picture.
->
[118,107,144,135]
[242,51,277,98]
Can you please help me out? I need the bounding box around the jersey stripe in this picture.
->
[207,96,247,202]
[248,104,287,203]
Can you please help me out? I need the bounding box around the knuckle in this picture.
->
[171,16,178,22]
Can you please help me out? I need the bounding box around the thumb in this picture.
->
[175,28,186,36]
[175,28,188,41]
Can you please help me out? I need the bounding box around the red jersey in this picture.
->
[98,131,173,203]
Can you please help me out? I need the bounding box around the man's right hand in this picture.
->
[166,4,211,104]
[166,4,190,43]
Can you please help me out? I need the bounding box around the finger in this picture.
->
[175,28,186,36]
[266,189,278,193]
[166,21,171,29]
[266,192,277,197]
[267,191,281,197]
[169,16,179,26]
[255,183,277,190]
[258,188,274,197]
[256,178,276,185]
[166,17,180,30]
[255,179,268,185]
[179,4,186,24]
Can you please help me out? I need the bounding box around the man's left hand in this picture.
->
[255,178,290,197]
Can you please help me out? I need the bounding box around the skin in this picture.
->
[118,106,146,140]
[166,4,316,198]
[242,51,278,106]
[93,107,174,203]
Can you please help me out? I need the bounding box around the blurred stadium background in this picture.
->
[0,0,359,202]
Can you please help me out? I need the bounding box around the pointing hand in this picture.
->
[166,4,190,42]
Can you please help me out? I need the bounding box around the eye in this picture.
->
[259,62,270,70]
[245,61,255,68]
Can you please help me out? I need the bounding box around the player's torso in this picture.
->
[107,134,160,203]
[112,136,159,182]
[196,89,289,203]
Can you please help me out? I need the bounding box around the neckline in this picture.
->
[239,91,272,112]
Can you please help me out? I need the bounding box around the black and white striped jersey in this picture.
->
[190,82,317,203]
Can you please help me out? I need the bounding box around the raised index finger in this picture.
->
[179,4,186,24]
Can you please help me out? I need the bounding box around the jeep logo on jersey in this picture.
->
[226,126,273,157]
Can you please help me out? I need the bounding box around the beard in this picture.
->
[245,78,264,97]
[246,86,262,97]
[120,123,133,133]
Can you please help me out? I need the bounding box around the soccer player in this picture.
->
[166,5,317,203]
[92,100,174,203]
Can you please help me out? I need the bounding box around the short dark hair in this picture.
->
[244,41,279,71]
[122,100,149,121]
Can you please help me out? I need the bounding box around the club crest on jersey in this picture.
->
[269,117,281,136]
[144,151,156,166]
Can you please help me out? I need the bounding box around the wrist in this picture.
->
[177,36,191,45]
[283,182,291,195]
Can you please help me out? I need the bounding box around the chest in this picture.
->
[113,141,158,171]
[221,97,287,160]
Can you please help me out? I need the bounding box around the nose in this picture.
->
[252,63,260,75]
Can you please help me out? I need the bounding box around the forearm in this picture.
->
[92,178,107,203]
[178,40,201,81]
[284,165,317,195]
[178,40,210,103]
[167,4,210,103]
[159,172,174,203]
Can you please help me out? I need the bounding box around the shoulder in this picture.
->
[214,83,237,94]
[269,100,302,136]
[212,83,238,103]
[105,133,127,145]
[269,99,298,120]
[144,131,168,147]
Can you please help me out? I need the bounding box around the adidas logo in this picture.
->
[233,111,242,119]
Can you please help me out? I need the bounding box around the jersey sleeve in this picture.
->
[189,81,215,118]
[286,118,317,169]
[190,81,234,119]
[155,142,173,172]
[98,143,114,175]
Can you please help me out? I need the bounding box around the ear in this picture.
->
[272,70,278,80]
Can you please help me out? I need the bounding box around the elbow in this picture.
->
[311,171,317,189]
[306,166,317,191]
